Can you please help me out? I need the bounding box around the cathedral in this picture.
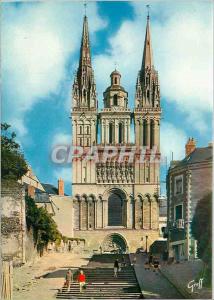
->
[71,12,162,253]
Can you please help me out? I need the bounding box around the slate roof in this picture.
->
[34,191,51,203]
[170,146,212,170]
[41,183,69,196]
[41,183,59,195]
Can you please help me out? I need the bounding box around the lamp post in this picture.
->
[146,235,148,253]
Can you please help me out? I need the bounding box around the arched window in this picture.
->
[150,120,154,149]
[147,90,150,99]
[143,120,147,146]
[146,76,149,85]
[80,126,83,134]
[113,94,118,106]
[118,123,123,144]
[108,192,124,226]
[114,77,117,85]
[109,123,113,144]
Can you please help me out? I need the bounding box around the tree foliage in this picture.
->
[1,123,28,180]
[25,196,62,252]
[191,192,212,285]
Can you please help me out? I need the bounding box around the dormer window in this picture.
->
[113,94,118,106]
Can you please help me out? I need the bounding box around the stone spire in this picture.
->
[135,13,160,109]
[72,15,97,110]
[79,15,91,68]
[141,15,153,70]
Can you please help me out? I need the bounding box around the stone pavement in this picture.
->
[160,259,212,299]
[13,252,90,300]
[130,253,183,299]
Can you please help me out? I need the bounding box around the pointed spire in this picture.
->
[141,13,153,70]
[73,14,97,110]
[79,15,91,68]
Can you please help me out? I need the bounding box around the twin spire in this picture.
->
[78,10,154,75]
[73,10,157,110]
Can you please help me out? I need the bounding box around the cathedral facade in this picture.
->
[71,13,162,252]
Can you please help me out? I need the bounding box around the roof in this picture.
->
[104,85,126,93]
[110,69,121,77]
[41,183,69,196]
[34,191,51,203]
[170,146,212,170]
[41,183,59,195]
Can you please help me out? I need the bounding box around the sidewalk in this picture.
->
[160,260,212,299]
[130,253,183,299]
[13,252,90,300]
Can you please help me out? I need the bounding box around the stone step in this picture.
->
[56,254,141,299]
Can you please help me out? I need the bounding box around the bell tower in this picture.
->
[71,15,97,189]
[100,69,131,145]
[134,14,161,151]
[133,13,162,190]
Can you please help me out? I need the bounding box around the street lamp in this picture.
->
[145,235,148,253]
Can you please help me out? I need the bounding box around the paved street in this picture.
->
[13,252,90,300]
[13,252,184,300]
[131,254,183,299]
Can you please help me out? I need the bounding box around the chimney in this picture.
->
[28,185,35,198]
[58,178,64,196]
[185,137,196,156]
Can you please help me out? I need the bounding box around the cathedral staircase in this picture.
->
[56,254,142,299]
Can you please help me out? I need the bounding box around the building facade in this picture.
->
[71,14,162,252]
[167,139,212,261]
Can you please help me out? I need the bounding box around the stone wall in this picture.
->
[25,228,39,264]
[51,195,73,238]
[74,228,159,253]
[1,181,26,265]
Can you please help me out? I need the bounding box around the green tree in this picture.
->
[1,123,28,180]
[25,196,62,253]
[191,192,212,286]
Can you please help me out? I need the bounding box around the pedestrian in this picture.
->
[65,269,72,291]
[153,257,160,274]
[148,253,153,266]
[133,256,137,266]
[144,260,150,270]
[121,256,126,267]
[162,250,168,265]
[77,270,86,293]
[68,242,71,252]
[114,259,119,277]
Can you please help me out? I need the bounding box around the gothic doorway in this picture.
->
[102,233,128,253]
[108,189,126,226]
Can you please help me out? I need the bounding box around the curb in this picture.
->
[159,268,193,299]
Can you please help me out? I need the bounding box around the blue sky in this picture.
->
[2,1,213,195]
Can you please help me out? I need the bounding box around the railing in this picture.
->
[134,107,162,113]
[101,107,131,112]
[176,219,184,229]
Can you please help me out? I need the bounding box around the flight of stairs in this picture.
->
[56,254,142,299]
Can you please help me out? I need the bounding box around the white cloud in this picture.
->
[52,132,71,146]
[94,1,213,133]
[160,122,188,162]
[2,2,105,136]
[54,167,71,183]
